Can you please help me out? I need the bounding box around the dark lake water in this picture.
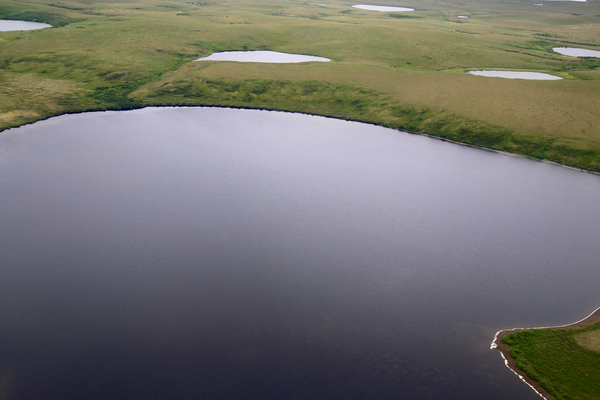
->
[1,107,599,400]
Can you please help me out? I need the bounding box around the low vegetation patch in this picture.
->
[502,322,600,400]
[574,330,600,353]
[0,71,91,129]
[0,4,79,27]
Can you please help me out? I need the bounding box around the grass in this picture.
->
[574,330,600,353]
[0,0,599,171]
[502,322,600,400]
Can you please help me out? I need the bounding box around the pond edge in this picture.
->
[490,306,600,400]
[3,105,600,179]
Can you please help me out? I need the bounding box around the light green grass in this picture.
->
[1,0,599,170]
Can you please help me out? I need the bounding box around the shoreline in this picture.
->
[2,105,600,178]
[490,306,600,400]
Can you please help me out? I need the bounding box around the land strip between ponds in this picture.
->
[491,306,600,400]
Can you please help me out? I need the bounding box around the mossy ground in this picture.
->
[502,322,600,400]
[574,329,600,353]
[1,0,600,171]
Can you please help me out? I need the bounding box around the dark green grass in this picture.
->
[0,4,79,27]
[502,322,600,400]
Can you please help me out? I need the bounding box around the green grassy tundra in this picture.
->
[502,322,600,400]
[1,0,600,171]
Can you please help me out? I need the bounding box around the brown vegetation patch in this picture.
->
[574,330,600,354]
[0,110,40,124]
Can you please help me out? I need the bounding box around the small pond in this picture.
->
[352,4,415,12]
[1,107,599,400]
[0,19,52,31]
[194,50,331,63]
[553,47,600,58]
[468,70,562,80]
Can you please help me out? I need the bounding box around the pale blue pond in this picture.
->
[553,47,600,58]
[0,19,52,31]
[194,51,330,63]
[468,70,562,80]
[352,4,414,12]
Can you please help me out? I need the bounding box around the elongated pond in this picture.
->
[1,107,599,400]
[468,70,561,80]
[0,19,52,31]
[352,4,415,12]
[553,47,600,58]
[194,51,330,63]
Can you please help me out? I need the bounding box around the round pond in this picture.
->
[1,107,599,400]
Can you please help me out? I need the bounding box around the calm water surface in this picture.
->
[194,51,330,63]
[1,107,599,400]
[468,71,562,80]
[553,47,600,58]
[0,20,52,31]
[352,4,414,12]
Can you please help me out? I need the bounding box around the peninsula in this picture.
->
[493,307,600,400]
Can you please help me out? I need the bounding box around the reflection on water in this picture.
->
[1,107,599,400]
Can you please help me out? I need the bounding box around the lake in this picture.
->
[553,47,600,58]
[1,107,599,400]
[194,51,330,63]
[352,5,415,12]
[468,71,562,80]
[0,19,52,31]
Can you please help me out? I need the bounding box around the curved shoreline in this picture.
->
[3,105,600,398]
[2,105,600,178]
[490,306,600,400]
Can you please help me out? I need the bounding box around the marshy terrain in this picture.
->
[1,0,600,170]
[499,312,600,400]
[1,0,600,171]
